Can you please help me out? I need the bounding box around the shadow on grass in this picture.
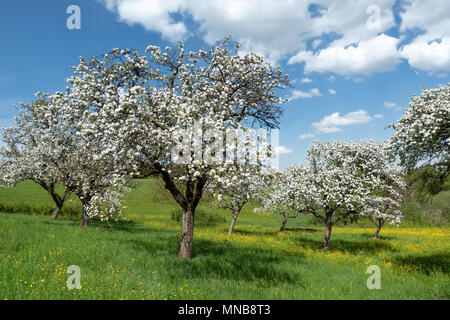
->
[120,236,306,286]
[364,233,398,241]
[393,253,450,275]
[232,229,280,237]
[283,227,320,233]
[292,236,398,254]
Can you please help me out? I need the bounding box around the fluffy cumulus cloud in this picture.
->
[99,0,450,74]
[399,0,450,71]
[290,88,322,100]
[101,0,187,42]
[312,110,373,133]
[298,132,315,140]
[401,37,450,72]
[384,101,397,108]
[289,34,401,76]
[275,146,293,155]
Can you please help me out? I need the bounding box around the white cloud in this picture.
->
[399,0,450,71]
[374,114,384,119]
[289,34,401,76]
[328,88,336,95]
[399,0,450,41]
[384,101,397,108]
[298,132,315,140]
[290,88,322,100]
[100,0,396,65]
[312,110,373,133]
[435,73,448,79]
[99,0,450,74]
[401,37,450,71]
[300,77,313,83]
[311,39,322,49]
[100,0,188,42]
[275,145,293,155]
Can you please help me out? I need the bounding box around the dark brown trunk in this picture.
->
[280,214,289,231]
[157,163,208,260]
[373,220,384,239]
[228,210,240,235]
[51,206,61,220]
[322,220,333,250]
[178,207,195,259]
[81,206,89,228]
[45,184,69,220]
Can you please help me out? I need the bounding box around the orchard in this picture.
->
[0,38,448,260]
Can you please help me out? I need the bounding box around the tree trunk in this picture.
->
[81,206,89,228]
[373,220,384,239]
[228,210,240,235]
[280,214,289,231]
[179,207,195,259]
[51,206,61,220]
[322,221,333,250]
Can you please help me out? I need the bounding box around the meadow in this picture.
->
[0,179,448,300]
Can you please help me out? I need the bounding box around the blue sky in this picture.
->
[0,0,448,169]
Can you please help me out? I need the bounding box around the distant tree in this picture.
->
[1,90,129,227]
[362,197,403,239]
[44,88,130,227]
[0,98,71,219]
[389,84,450,194]
[212,170,270,235]
[266,141,405,250]
[257,169,303,232]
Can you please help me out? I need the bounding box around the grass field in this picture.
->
[0,179,449,299]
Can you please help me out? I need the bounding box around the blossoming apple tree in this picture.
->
[361,196,403,238]
[1,87,129,226]
[70,37,289,258]
[144,39,288,258]
[389,84,450,179]
[256,168,304,231]
[0,98,71,219]
[261,140,405,250]
[212,169,273,235]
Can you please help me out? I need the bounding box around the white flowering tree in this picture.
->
[389,84,450,180]
[1,88,129,227]
[212,169,271,235]
[361,197,403,238]
[266,140,404,250]
[0,98,72,219]
[257,168,304,231]
[71,38,289,258]
[144,39,288,259]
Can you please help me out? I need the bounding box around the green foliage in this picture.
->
[170,207,227,226]
[407,165,450,200]
[400,166,450,227]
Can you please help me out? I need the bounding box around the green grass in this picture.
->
[0,179,449,299]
